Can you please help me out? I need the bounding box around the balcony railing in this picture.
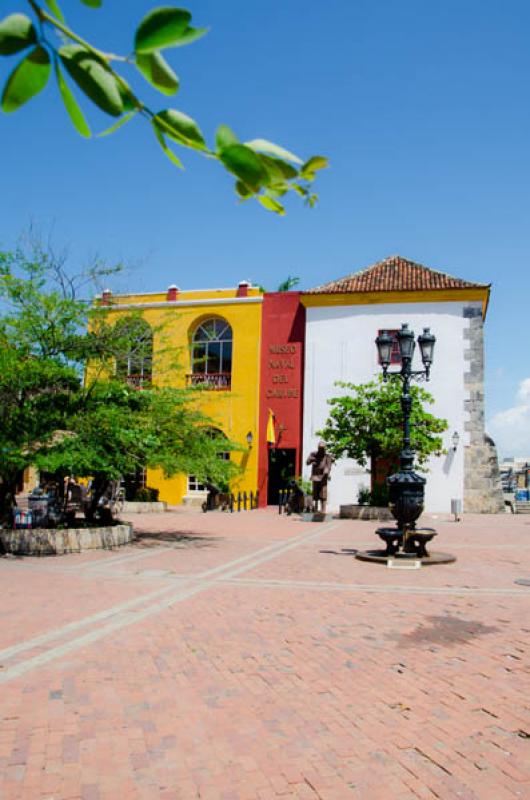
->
[126,374,151,389]
[186,372,232,390]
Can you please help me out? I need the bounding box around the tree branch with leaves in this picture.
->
[0,2,328,215]
[319,377,448,490]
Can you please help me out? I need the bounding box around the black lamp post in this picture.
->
[375,323,436,555]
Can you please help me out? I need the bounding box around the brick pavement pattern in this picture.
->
[0,509,529,800]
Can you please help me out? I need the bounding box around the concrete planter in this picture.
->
[0,523,134,556]
[122,501,167,513]
[339,504,393,521]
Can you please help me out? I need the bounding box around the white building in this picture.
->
[301,256,504,514]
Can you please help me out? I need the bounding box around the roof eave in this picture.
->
[300,286,491,315]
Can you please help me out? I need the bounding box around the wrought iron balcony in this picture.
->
[186,372,232,390]
[126,374,151,389]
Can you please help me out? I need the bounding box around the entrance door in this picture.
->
[267,448,296,505]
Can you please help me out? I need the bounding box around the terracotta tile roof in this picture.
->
[307,255,489,294]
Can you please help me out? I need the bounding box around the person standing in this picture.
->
[306,441,334,514]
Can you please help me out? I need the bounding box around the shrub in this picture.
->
[133,486,159,502]
[370,483,389,507]
[357,486,371,505]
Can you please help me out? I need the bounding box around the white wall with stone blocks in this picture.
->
[302,300,479,513]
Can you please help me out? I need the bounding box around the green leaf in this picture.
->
[136,52,179,96]
[59,45,123,117]
[0,14,36,56]
[219,144,268,193]
[292,183,309,197]
[1,46,50,113]
[259,195,286,215]
[167,26,208,48]
[153,108,206,151]
[300,155,329,180]
[260,154,298,182]
[80,0,102,7]
[55,61,91,137]
[267,185,288,198]
[215,124,239,152]
[97,110,137,137]
[117,76,136,112]
[44,0,65,22]
[151,120,183,168]
[235,180,252,200]
[135,7,191,53]
[245,138,303,165]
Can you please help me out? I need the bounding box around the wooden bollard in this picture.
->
[237,492,241,512]
[243,491,247,511]
[249,490,254,509]
[255,490,259,509]
[230,493,234,513]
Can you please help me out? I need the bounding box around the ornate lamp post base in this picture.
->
[355,547,456,566]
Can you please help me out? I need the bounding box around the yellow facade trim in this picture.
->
[106,287,262,306]
[105,297,263,311]
[300,287,490,319]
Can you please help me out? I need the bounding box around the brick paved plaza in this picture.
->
[0,509,529,800]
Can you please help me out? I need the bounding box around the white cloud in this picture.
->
[488,377,530,458]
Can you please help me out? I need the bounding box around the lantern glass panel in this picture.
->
[397,324,415,360]
[375,330,393,366]
[418,328,436,365]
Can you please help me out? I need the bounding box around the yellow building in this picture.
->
[100,281,262,506]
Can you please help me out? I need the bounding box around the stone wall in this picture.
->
[122,501,167,513]
[0,523,134,556]
[463,307,505,513]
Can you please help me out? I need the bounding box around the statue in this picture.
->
[307,441,334,514]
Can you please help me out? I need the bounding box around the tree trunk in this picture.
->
[0,476,19,547]
[370,450,378,494]
[85,475,108,522]
[85,475,115,523]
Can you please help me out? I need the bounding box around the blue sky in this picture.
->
[1,0,529,456]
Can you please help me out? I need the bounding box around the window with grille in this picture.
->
[115,317,153,387]
[187,428,230,493]
[187,476,206,493]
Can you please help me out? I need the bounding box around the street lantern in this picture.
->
[246,431,253,449]
[418,327,436,376]
[396,323,416,361]
[375,330,394,376]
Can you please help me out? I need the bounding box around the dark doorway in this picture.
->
[267,448,296,505]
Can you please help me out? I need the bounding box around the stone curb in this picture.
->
[339,504,393,521]
[0,523,134,556]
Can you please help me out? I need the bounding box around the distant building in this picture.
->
[500,457,530,491]
[301,256,504,513]
[95,255,504,513]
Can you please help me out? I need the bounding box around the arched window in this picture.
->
[188,318,232,390]
[115,317,153,388]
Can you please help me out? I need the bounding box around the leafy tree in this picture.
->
[0,2,328,215]
[277,275,300,292]
[318,378,448,490]
[0,239,240,523]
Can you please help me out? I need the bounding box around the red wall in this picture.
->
[258,293,305,506]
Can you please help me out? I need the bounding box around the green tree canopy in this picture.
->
[0,2,328,215]
[0,239,240,520]
[318,377,448,485]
